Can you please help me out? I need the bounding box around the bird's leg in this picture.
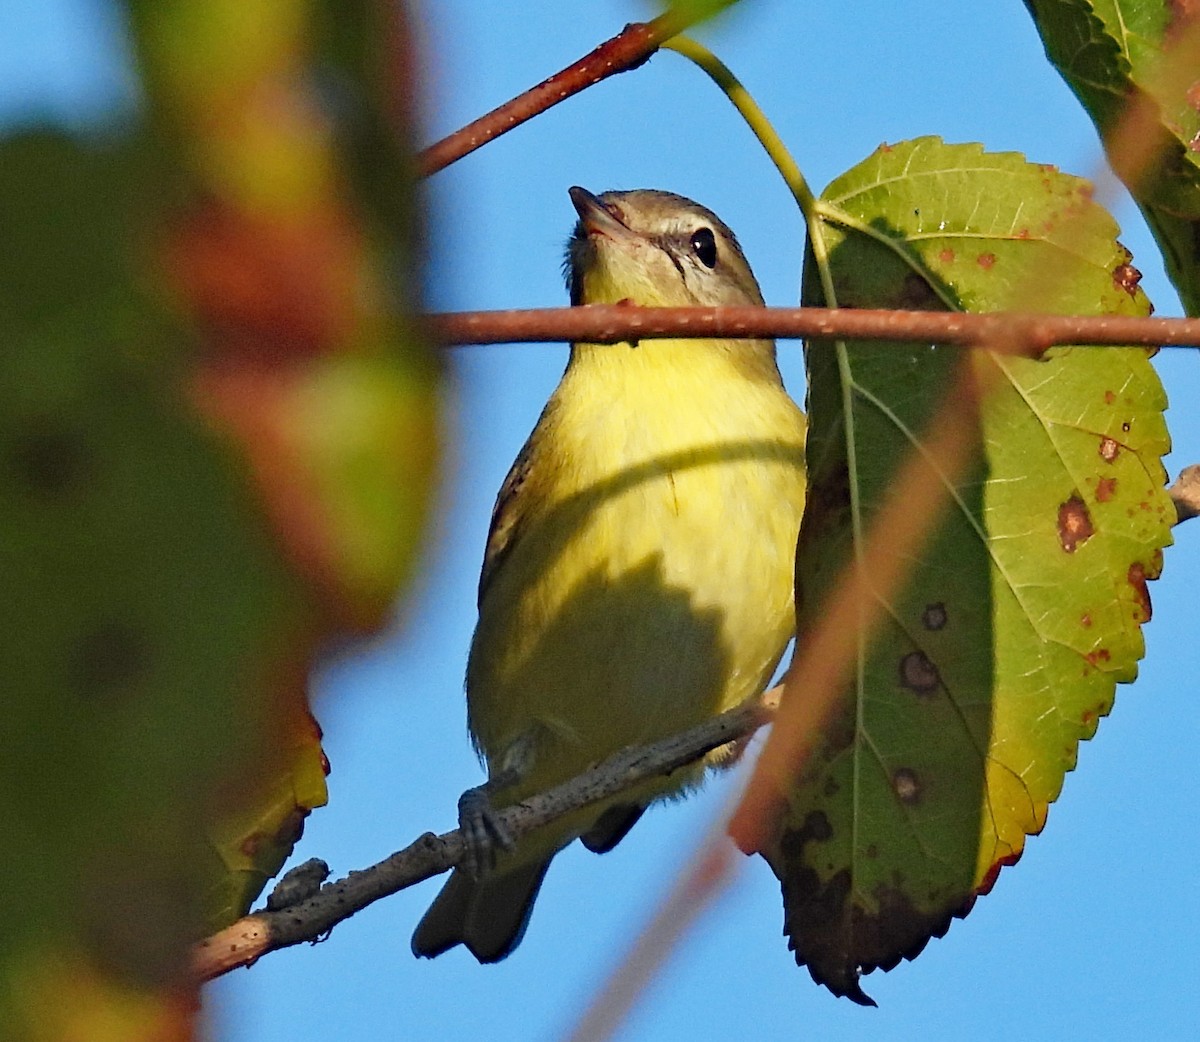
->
[457,732,536,877]
[456,778,516,877]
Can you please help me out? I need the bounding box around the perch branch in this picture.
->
[429,305,1200,350]
[192,687,779,982]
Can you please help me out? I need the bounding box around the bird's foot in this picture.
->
[457,784,515,878]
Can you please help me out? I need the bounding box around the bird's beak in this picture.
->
[569,186,633,242]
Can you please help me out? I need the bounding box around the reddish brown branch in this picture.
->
[418,13,688,178]
[429,305,1200,349]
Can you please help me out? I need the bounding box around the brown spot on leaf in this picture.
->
[977,252,996,270]
[305,710,325,743]
[1085,648,1111,667]
[1080,699,1110,740]
[1112,262,1142,296]
[1057,495,1094,552]
[1096,476,1117,502]
[1122,421,1131,432]
[9,421,93,500]
[820,703,858,758]
[1081,612,1093,628]
[778,810,833,860]
[1099,436,1120,462]
[1129,561,1152,622]
[899,651,940,694]
[899,272,938,308]
[779,854,971,1006]
[278,805,310,848]
[73,621,151,698]
[938,248,955,264]
[1168,2,1200,40]
[921,602,947,631]
[892,768,922,805]
[1104,390,1116,405]
[782,868,873,1003]
[977,849,1022,896]
[801,461,851,543]
[166,201,362,361]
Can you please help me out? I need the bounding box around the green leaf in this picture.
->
[1,3,439,1034]
[1023,0,1200,312]
[763,137,1173,1003]
[126,0,441,631]
[0,129,318,1034]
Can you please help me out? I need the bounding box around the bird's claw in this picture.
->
[457,785,515,877]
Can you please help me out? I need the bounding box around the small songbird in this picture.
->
[412,186,807,961]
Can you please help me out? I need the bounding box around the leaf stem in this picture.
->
[661,37,813,215]
[418,14,691,178]
[660,36,839,309]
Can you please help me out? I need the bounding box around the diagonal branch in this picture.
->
[418,12,692,178]
[192,687,779,982]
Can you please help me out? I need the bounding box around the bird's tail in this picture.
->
[411,857,553,962]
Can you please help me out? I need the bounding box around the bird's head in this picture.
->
[564,187,765,309]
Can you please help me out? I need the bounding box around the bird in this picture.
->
[411,186,807,962]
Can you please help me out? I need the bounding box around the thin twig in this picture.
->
[430,305,1200,349]
[418,13,690,178]
[191,687,779,982]
[1169,465,1200,523]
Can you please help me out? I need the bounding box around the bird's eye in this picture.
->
[690,227,717,269]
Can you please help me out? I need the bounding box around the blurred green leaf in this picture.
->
[1,1,439,1036]
[0,128,315,1037]
[764,137,1172,1003]
[127,0,441,630]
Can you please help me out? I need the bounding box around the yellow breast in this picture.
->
[467,337,807,799]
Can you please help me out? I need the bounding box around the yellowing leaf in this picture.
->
[763,138,1173,1003]
[1,2,438,1035]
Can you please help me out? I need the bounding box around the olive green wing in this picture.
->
[477,434,539,608]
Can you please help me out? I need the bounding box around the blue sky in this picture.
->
[5,2,1199,1040]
